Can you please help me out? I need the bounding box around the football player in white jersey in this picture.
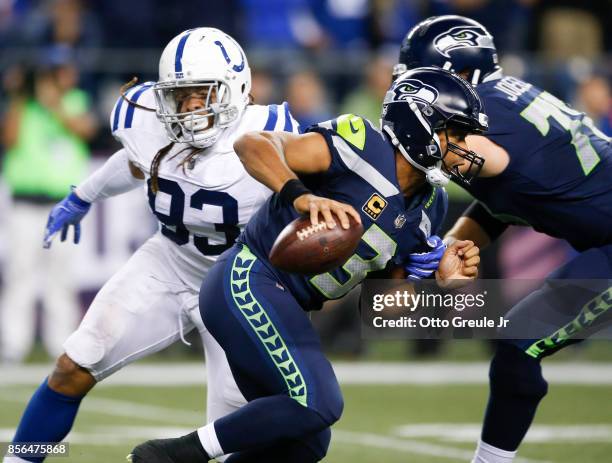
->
[5,27,299,463]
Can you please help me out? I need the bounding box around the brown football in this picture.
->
[269,215,364,275]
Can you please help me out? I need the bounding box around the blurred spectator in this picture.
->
[340,53,393,123]
[0,0,34,45]
[94,0,239,49]
[90,0,156,48]
[2,0,102,97]
[309,0,371,49]
[370,0,423,48]
[46,0,99,47]
[530,0,609,60]
[240,0,326,49]
[429,0,536,53]
[285,70,333,127]
[250,68,277,106]
[576,76,612,136]
[10,0,102,49]
[0,52,97,363]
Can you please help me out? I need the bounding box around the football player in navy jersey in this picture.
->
[128,67,485,462]
[395,15,612,463]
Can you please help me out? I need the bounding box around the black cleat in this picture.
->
[128,440,175,462]
[127,432,210,463]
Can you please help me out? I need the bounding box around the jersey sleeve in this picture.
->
[108,82,169,171]
[305,114,400,197]
[306,114,368,177]
[479,93,518,138]
[260,101,301,134]
[238,102,300,134]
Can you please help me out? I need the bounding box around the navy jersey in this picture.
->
[241,114,448,310]
[466,76,612,251]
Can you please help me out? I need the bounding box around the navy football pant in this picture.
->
[200,245,343,461]
[224,429,330,463]
[502,243,612,357]
[482,244,612,451]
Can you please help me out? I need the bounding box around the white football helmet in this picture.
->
[154,27,252,148]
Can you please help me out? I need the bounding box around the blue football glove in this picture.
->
[43,189,91,249]
[404,235,447,280]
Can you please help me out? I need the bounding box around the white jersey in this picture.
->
[109,82,300,288]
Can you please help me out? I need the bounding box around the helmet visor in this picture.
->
[153,80,232,144]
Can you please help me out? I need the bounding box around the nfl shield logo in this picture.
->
[394,214,406,229]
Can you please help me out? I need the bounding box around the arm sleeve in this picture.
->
[75,149,144,203]
[261,102,301,134]
[462,200,509,242]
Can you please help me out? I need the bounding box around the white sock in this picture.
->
[472,439,517,463]
[197,423,224,459]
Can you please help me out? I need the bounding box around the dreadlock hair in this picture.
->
[149,142,204,193]
[149,142,174,193]
[116,77,204,193]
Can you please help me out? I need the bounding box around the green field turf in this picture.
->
[2,381,611,462]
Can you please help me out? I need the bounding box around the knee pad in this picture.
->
[489,342,548,401]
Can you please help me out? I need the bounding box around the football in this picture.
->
[269,215,364,275]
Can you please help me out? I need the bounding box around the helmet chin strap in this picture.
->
[381,125,449,188]
[471,69,481,86]
[181,103,241,148]
[184,128,221,148]
[425,166,449,187]
[212,103,240,127]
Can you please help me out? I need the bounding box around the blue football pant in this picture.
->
[199,245,343,461]
[482,244,612,451]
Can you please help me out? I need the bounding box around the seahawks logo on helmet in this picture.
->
[433,26,495,58]
[386,79,439,106]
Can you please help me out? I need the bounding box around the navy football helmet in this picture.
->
[381,67,488,186]
[394,15,500,86]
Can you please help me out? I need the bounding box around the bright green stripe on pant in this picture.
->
[525,286,612,358]
[230,245,308,407]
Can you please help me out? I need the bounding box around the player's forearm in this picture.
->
[234,132,298,192]
[445,201,509,249]
[75,149,144,203]
[1,98,24,148]
[444,217,491,250]
[56,111,98,140]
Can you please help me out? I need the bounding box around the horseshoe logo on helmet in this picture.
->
[214,40,245,73]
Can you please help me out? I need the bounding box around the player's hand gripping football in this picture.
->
[293,193,362,230]
[435,240,480,289]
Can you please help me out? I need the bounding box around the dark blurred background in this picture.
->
[0,0,610,362]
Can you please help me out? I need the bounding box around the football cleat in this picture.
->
[127,432,210,463]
